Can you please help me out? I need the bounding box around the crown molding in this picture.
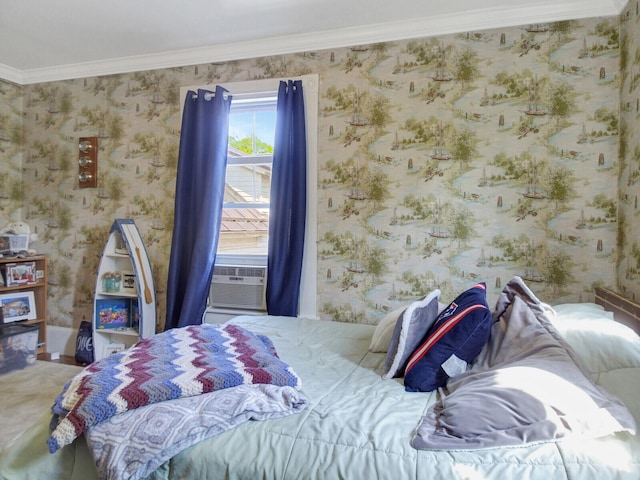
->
[0,64,26,86]
[3,0,625,86]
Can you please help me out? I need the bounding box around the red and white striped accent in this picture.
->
[405,299,487,375]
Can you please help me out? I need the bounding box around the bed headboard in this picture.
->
[594,287,640,336]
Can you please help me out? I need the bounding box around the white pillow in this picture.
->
[549,303,640,374]
[381,289,441,379]
[549,302,640,427]
[369,306,407,352]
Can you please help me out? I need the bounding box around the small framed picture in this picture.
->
[0,291,37,323]
[5,262,36,286]
[121,271,137,294]
[95,298,130,330]
[104,343,125,357]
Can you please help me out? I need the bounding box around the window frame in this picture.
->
[179,75,318,319]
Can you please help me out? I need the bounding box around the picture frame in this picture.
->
[0,291,37,323]
[0,235,29,255]
[95,298,130,330]
[121,271,137,294]
[5,261,36,286]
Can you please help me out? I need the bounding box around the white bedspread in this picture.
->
[1,308,639,480]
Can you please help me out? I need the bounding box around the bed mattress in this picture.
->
[0,307,638,480]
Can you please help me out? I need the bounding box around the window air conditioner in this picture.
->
[209,265,267,311]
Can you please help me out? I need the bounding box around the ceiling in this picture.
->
[0,0,628,85]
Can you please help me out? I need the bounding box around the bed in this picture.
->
[0,277,638,480]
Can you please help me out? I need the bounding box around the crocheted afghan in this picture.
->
[47,323,302,453]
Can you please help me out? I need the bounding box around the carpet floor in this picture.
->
[0,360,83,451]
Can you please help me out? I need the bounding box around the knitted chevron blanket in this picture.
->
[47,323,302,453]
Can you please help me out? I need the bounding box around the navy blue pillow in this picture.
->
[404,283,493,392]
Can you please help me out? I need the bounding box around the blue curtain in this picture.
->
[165,87,231,329]
[266,80,307,316]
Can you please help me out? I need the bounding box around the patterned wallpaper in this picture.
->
[619,1,640,302]
[0,13,632,331]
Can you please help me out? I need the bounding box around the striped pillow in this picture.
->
[404,283,493,392]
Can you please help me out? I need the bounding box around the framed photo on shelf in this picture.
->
[121,271,137,294]
[95,298,130,330]
[0,291,37,323]
[5,262,36,286]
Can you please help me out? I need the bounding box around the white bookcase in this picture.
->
[93,219,156,360]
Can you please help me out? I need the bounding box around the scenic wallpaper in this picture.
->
[1,6,639,332]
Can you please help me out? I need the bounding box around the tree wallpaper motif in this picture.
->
[619,0,640,302]
[317,18,620,323]
[0,12,636,332]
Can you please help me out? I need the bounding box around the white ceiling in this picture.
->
[0,0,628,85]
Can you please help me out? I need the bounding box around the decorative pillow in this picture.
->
[404,283,492,392]
[381,289,441,379]
[369,306,407,352]
[370,301,447,353]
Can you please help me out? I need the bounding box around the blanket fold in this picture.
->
[86,384,308,480]
[48,323,303,453]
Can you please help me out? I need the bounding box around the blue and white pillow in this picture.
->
[382,290,441,379]
[404,283,493,392]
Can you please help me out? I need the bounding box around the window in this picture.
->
[219,92,277,257]
[180,75,319,319]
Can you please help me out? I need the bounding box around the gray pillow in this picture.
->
[382,289,440,379]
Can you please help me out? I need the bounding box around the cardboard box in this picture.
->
[0,323,38,374]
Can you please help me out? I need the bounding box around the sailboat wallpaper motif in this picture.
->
[2,11,640,330]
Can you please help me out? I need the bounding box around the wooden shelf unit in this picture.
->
[0,255,47,355]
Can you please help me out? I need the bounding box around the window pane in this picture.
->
[223,163,271,204]
[228,110,276,155]
[218,205,269,255]
[220,96,275,257]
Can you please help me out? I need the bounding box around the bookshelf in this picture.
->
[0,255,47,355]
[93,219,156,360]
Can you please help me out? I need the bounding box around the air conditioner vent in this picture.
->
[237,267,266,278]
[213,265,237,276]
[209,264,267,311]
